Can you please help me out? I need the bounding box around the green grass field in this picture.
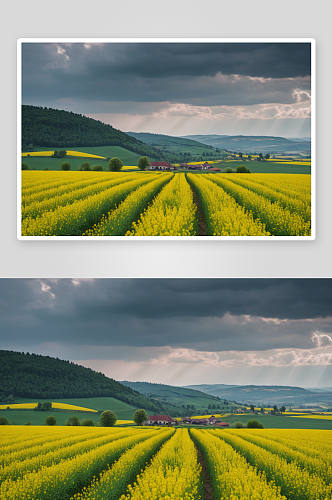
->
[219,414,332,430]
[213,160,311,175]
[7,397,139,424]
[22,146,158,169]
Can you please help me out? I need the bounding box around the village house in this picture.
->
[215,422,230,427]
[145,415,178,426]
[207,167,221,172]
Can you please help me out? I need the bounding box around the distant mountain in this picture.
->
[180,135,311,155]
[22,105,163,160]
[0,350,178,415]
[184,384,332,406]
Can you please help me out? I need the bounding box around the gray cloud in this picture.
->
[22,42,311,108]
[0,279,331,355]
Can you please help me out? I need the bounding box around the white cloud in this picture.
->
[40,281,55,299]
[311,332,332,347]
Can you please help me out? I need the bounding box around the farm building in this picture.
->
[215,422,230,427]
[146,415,178,426]
[149,162,175,170]
[208,167,221,172]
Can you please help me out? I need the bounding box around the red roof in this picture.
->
[215,421,230,426]
[147,415,176,422]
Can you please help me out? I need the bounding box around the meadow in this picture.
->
[21,171,311,237]
[0,397,139,425]
[1,426,331,499]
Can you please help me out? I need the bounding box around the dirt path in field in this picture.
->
[189,183,208,236]
[195,443,214,500]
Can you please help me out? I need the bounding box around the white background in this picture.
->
[1,0,331,278]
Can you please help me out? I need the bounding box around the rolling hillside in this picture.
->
[126,131,227,160]
[185,384,332,406]
[22,105,162,161]
[0,351,178,415]
[181,134,311,155]
[120,381,236,414]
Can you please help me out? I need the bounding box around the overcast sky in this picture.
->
[1,278,331,387]
[22,41,312,137]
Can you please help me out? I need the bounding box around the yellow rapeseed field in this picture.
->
[22,150,106,159]
[0,402,97,412]
[21,171,312,237]
[1,426,332,499]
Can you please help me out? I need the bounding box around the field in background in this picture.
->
[22,145,158,169]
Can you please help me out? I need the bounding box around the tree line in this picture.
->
[0,350,179,415]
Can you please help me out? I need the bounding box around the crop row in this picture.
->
[0,428,162,499]
[21,172,312,236]
[126,173,198,236]
[1,427,332,500]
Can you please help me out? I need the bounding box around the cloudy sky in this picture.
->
[22,41,312,137]
[1,278,331,387]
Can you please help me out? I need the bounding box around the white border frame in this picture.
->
[17,38,316,241]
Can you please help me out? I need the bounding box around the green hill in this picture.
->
[0,350,179,415]
[126,131,227,161]
[21,105,162,161]
[121,381,237,415]
[181,134,311,155]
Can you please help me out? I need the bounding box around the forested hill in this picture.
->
[0,350,172,414]
[21,105,162,159]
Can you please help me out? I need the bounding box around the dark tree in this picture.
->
[137,156,150,171]
[280,406,286,413]
[82,419,95,426]
[45,416,57,426]
[247,419,264,428]
[100,410,117,427]
[78,162,91,171]
[66,416,81,426]
[236,165,251,173]
[133,409,148,426]
[0,417,10,425]
[92,165,104,171]
[60,162,71,171]
[108,158,123,172]
[22,163,30,170]
[265,153,270,160]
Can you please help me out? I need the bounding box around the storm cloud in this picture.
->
[0,278,331,352]
[21,42,312,129]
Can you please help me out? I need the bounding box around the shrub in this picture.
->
[60,162,71,171]
[247,419,264,428]
[43,167,49,171]
[100,410,117,427]
[236,165,251,173]
[82,418,95,427]
[25,421,32,425]
[65,416,81,426]
[92,164,104,171]
[233,421,244,428]
[0,416,10,425]
[22,163,30,170]
[225,167,233,173]
[78,162,91,171]
[45,416,57,426]
[108,157,123,172]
